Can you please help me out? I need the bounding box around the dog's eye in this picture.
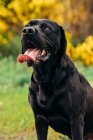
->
[41,24,51,31]
[44,26,50,31]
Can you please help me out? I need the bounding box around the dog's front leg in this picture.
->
[35,115,48,140]
[70,114,84,140]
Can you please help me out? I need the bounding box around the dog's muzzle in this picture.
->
[22,27,36,35]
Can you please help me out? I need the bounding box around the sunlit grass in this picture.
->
[0,85,34,139]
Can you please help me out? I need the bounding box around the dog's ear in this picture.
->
[59,26,67,55]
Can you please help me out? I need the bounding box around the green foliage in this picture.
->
[0,35,21,57]
[0,56,32,86]
[76,62,93,86]
[1,0,13,7]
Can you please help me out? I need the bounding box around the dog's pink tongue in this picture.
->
[17,49,40,63]
[24,49,40,61]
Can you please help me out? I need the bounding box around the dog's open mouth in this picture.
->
[25,48,50,62]
[17,48,50,64]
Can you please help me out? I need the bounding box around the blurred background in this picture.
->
[0,0,93,139]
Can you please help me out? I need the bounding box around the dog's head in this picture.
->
[21,19,67,66]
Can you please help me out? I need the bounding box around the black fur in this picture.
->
[21,19,93,140]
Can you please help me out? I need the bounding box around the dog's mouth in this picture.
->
[17,46,51,65]
[24,48,50,62]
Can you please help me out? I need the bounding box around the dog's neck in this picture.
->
[33,56,59,84]
[32,54,76,102]
[33,64,55,84]
[32,54,74,84]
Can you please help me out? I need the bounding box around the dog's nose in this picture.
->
[22,27,35,34]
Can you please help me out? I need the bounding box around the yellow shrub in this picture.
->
[66,35,93,65]
[0,34,7,45]
[75,36,93,65]
[66,32,76,59]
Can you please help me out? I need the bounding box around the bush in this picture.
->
[0,35,21,58]
[75,36,93,65]
[66,35,93,66]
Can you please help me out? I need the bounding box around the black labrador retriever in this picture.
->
[21,19,93,140]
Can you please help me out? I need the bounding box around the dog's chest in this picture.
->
[31,82,69,116]
[30,73,70,119]
[37,97,69,121]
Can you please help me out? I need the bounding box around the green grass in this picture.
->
[76,62,93,86]
[0,57,93,140]
[0,86,34,139]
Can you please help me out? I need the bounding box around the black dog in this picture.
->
[21,19,93,140]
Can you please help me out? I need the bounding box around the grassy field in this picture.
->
[0,57,93,140]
